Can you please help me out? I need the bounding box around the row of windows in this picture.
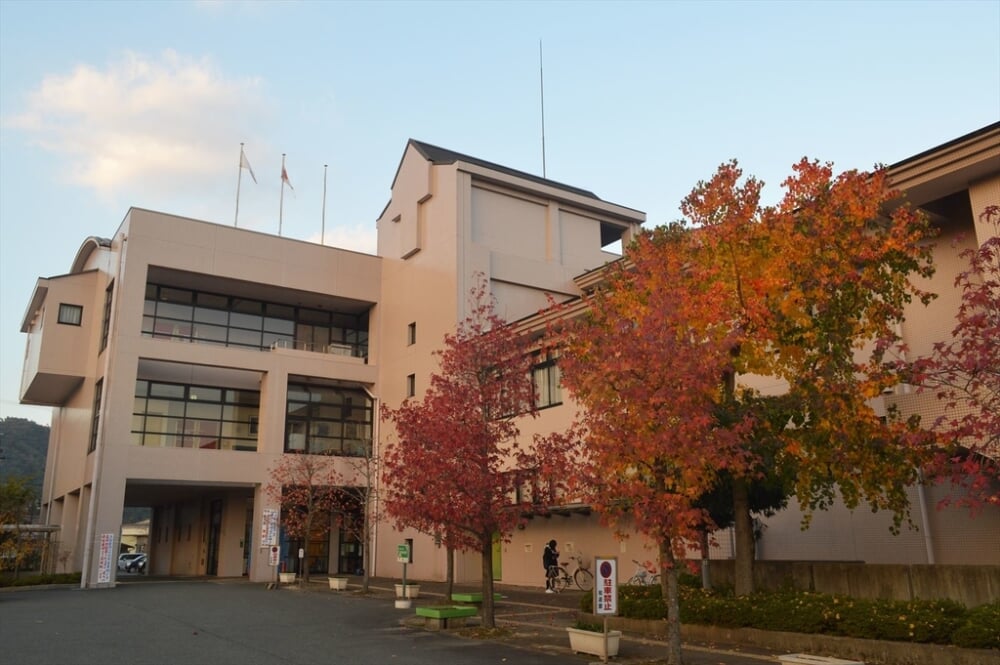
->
[402,351,562,409]
[131,380,261,451]
[143,284,369,358]
[129,379,378,456]
[285,382,373,456]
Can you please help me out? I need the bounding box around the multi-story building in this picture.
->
[20,127,998,589]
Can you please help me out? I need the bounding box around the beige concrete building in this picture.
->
[20,127,999,589]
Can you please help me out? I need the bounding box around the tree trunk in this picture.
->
[480,536,495,629]
[361,491,372,594]
[732,476,754,596]
[446,545,455,600]
[301,512,312,584]
[661,538,683,665]
[699,530,711,590]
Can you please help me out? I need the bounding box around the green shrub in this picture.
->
[0,572,81,587]
[572,620,604,632]
[745,591,837,634]
[581,582,991,649]
[951,603,1000,649]
[835,597,966,644]
[680,587,750,627]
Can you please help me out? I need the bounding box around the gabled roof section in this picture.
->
[887,121,1000,206]
[407,139,600,200]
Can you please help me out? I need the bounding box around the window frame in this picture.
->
[58,303,83,326]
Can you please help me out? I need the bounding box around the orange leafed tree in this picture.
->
[552,157,939,646]
[381,279,543,628]
[547,236,753,663]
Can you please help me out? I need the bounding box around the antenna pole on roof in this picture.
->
[321,163,328,245]
[539,39,547,179]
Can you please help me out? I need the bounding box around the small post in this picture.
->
[298,547,304,584]
[602,615,609,664]
[395,541,412,608]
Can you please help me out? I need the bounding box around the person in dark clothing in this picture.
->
[542,539,559,592]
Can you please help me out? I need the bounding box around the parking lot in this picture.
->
[1,579,585,665]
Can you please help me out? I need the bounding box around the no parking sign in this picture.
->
[594,556,618,615]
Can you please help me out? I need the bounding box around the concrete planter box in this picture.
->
[278,572,296,584]
[566,626,621,658]
[395,583,420,599]
[328,577,348,590]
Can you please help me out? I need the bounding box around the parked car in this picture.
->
[117,553,143,571]
[126,554,147,573]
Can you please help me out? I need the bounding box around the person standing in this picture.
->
[543,539,559,593]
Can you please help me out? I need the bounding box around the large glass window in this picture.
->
[143,283,369,358]
[132,379,260,451]
[285,381,372,456]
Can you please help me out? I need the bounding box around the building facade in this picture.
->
[20,127,999,589]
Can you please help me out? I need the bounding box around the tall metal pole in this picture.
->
[279,153,286,236]
[321,164,328,245]
[539,40,547,179]
[235,143,244,227]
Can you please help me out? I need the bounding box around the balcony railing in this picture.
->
[269,339,367,361]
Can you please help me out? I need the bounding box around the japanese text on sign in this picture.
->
[594,556,618,615]
[97,533,114,584]
[261,508,279,546]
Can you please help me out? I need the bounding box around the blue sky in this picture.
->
[1,0,998,426]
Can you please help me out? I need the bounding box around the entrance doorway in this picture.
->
[206,499,222,575]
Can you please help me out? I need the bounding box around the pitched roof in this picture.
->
[407,139,601,200]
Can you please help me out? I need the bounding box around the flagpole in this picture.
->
[321,164,328,245]
[235,143,244,227]
[539,40,547,179]
[279,153,286,236]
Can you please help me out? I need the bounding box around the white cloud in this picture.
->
[4,50,266,199]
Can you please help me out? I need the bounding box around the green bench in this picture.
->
[450,592,501,603]
[415,605,478,630]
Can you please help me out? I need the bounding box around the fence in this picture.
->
[700,560,999,607]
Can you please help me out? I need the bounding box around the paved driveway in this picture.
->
[0,580,576,665]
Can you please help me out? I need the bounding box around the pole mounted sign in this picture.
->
[396,542,411,564]
[594,556,618,615]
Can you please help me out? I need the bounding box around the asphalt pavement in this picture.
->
[0,575,783,665]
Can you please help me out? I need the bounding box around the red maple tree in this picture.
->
[913,205,1000,508]
[266,452,359,585]
[380,279,542,628]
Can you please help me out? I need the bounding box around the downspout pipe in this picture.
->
[916,470,935,564]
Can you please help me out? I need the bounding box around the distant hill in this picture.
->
[0,417,49,491]
[1,418,151,523]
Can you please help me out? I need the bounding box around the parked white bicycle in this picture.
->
[626,559,660,586]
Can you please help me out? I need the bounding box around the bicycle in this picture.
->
[549,554,595,592]
[626,559,660,586]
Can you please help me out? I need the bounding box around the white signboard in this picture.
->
[268,545,280,567]
[260,508,279,546]
[594,556,618,615]
[97,533,115,584]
